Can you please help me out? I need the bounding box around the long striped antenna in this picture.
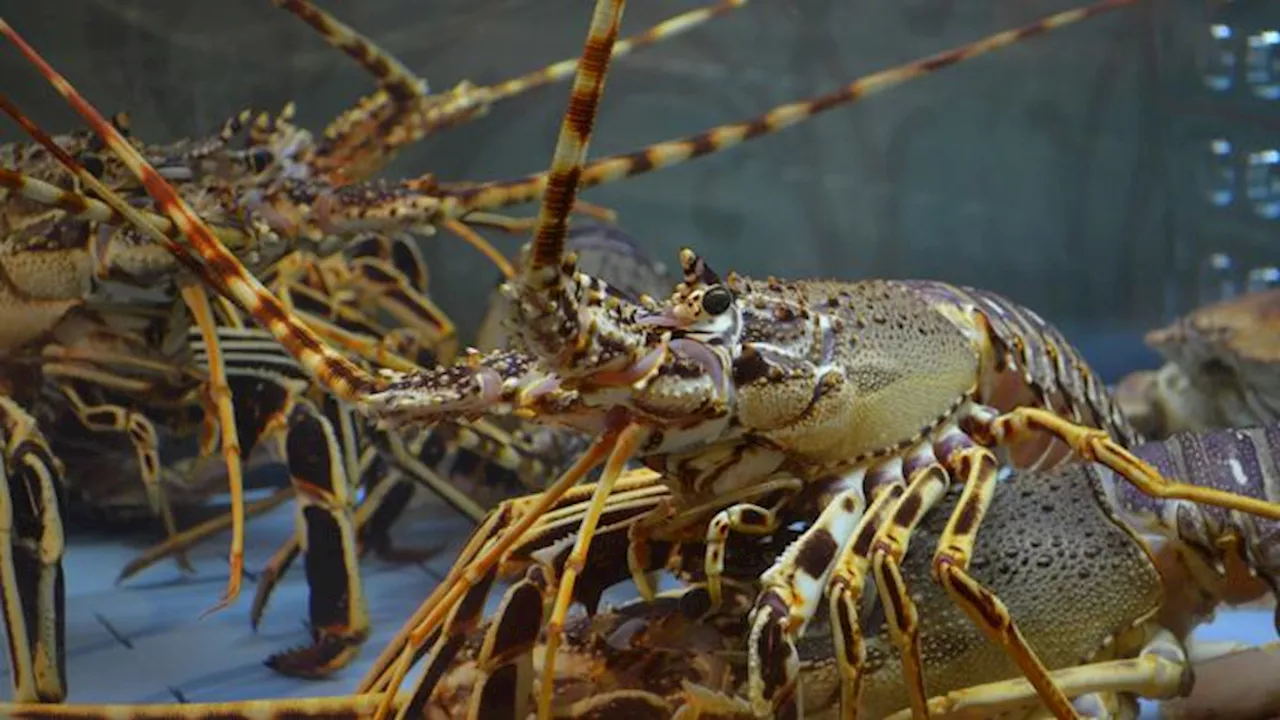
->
[482,0,746,104]
[244,0,1138,247]
[273,0,744,184]
[522,0,628,287]
[0,20,380,404]
[447,0,1140,214]
[269,0,426,183]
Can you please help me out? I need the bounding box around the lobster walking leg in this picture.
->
[52,383,186,570]
[249,438,450,635]
[267,400,368,678]
[249,466,414,635]
[347,235,430,296]
[927,447,1078,719]
[372,425,489,524]
[629,474,802,604]
[536,423,647,717]
[457,569,548,719]
[834,404,1280,720]
[275,252,458,367]
[883,628,1191,720]
[829,485,907,717]
[421,488,702,720]
[703,500,780,607]
[745,484,869,717]
[114,489,293,584]
[181,244,249,619]
[250,532,303,634]
[857,403,1280,719]
[385,427,653,719]
[251,410,560,627]
[987,407,1280,521]
[348,257,458,364]
[0,397,66,704]
[368,433,618,715]
[868,464,955,719]
[208,368,370,678]
[354,469,432,563]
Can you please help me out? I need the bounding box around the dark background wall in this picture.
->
[3,0,1274,380]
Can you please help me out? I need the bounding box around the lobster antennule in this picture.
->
[0,19,379,403]
[448,0,1141,215]
[368,348,554,429]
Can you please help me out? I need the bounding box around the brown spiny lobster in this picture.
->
[344,1,1279,718]
[0,0,744,692]
[11,0,1276,718]
[424,424,1278,719]
[4,421,1278,718]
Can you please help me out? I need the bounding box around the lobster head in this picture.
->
[362,247,746,456]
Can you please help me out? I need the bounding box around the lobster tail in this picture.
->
[1100,424,1280,632]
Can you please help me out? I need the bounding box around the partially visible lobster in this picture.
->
[5,421,1273,719]
[0,0,745,693]
[422,421,1279,719]
[1116,288,1280,441]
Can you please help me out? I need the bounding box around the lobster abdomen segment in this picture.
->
[1102,423,1280,633]
[902,280,1139,448]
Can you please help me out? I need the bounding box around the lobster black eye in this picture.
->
[247,148,274,173]
[701,285,732,315]
[76,153,105,178]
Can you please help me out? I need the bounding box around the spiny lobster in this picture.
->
[348,2,1278,719]
[4,420,1278,718]
[11,0,1276,719]
[0,0,743,693]
[423,423,1278,719]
